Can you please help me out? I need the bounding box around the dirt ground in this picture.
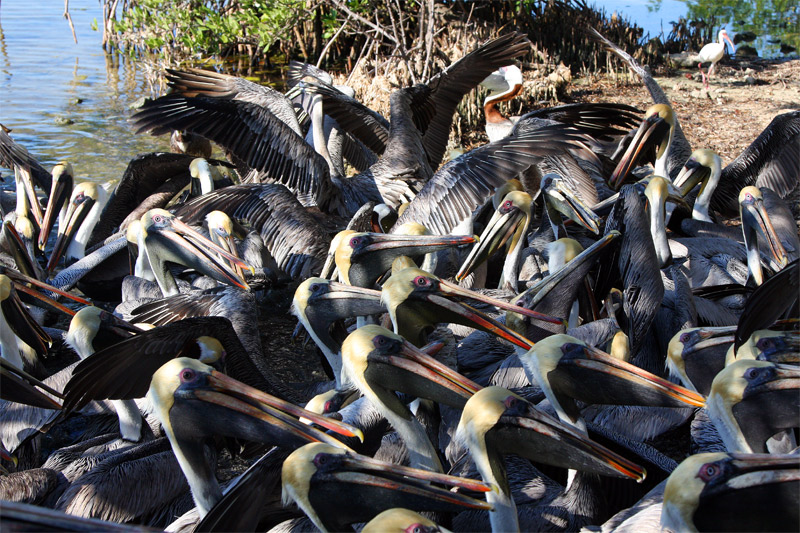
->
[567,57,800,163]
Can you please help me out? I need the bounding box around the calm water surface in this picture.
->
[0,0,167,189]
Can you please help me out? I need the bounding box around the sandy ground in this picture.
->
[568,58,800,163]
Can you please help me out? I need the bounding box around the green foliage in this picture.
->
[111,0,308,60]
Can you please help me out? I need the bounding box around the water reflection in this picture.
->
[647,0,800,56]
[0,0,168,191]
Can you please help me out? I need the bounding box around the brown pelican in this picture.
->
[455,386,646,531]
[170,184,330,280]
[456,189,533,291]
[661,452,799,531]
[480,65,524,142]
[45,181,109,273]
[608,104,676,189]
[738,187,790,285]
[705,359,799,453]
[0,124,52,212]
[541,173,602,238]
[667,326,735,394]
[518,334,706,432]
[382,266,564,349]
[332,229,476,288]
[149,357,363,518]
[0,274,51,371]
[341,325,480,472]
[38,161,74,252]
[589,28,692,181]
[291,277,384,390]
[280,441,491,532]
[139,208,251,297]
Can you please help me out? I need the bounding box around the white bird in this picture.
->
[698,29,735,88]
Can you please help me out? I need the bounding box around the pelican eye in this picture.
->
[153,214,164,223]
[756,338,774,350]
[310,283,323,293]
[323,400,333,413]
[413,276,431,287]
[503,396,519,410]
[680,332,692,343]
[743,367,762,380]
[179,368,196,382]
[502,200,513,211]
[313,453,331,468]
[349,236,363,247]
[406,525,424,533]
[697,462,721,482]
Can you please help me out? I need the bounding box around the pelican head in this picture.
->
[644,175,673,268]
[46,181,106,273]
[140,208,252,296]
[457,190,532,281]
[706,359,800,453]
[541,173,601,235]
[609,103,675,189]
[739,186,788,285]
[334,230,476,288]
[38,161,74,251]
[149,358,363,518]
[341,325,480,410]
[480,65,524,108]
[519,334,705,430]
[0,274,52,366]
[666,326,735,394]
[662,452,799,532]
[382,266,562,348]
[281,442,490,532]
[734,330,800,364]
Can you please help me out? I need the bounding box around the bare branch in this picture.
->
[63,0,78,44]
[328,0,398,44]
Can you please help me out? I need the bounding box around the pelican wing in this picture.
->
[395,124,591,235]
[515,103,643,141]
[303,81,390,156]
[61,317,248,412]
[173,184,329,279]
[422,32,531,170]
[735,258,799,351]
[132,94,332,205]
[0,125,52,193]
[714,111,800,215]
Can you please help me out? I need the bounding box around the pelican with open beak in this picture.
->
[541,173,602,238]
[342,325,480,472]
[45,181,108,273]
[519,334,706,432]
[662,452,799,532]
[456,190,532,291]
[38,162,74,252]
[382,266,563,349]
[667,326,735,394]
[281,442,491,533]
[292,277,385,389]
[148,357,364,518]
[333,229,476,288]
[140,208,253,297]
[457,386,646,532]
[673,148,721,222]
[0,274,52,370]
[609,104,675,189]
[706,359,800,453]
[739,186,788,285]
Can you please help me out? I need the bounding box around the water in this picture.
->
[596,0,800,57]
[0,0,167,190]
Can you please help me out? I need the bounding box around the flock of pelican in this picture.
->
[0,28,798,532]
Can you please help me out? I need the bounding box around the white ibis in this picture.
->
[698,29,735,88]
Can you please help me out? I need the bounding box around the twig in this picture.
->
[63,0,78,44]
[329,0,397,44]
[317,13,351,68]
